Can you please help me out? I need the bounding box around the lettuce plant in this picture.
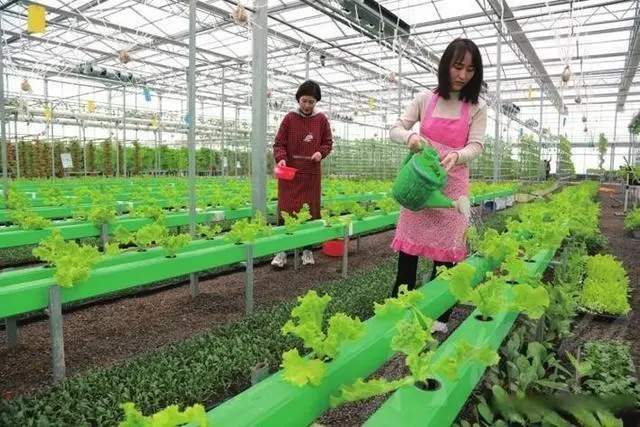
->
[330,285,498,407]
[624,208,640,231]
[32,229,101,287]
[280,290,365,387]
[281,203,311,234]
[580,254,630,315]
[118,402,207,427]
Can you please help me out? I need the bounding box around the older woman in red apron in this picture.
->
[272,80,333,268]
[389,39,488,333]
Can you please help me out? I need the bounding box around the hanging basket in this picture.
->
[20,79,32,92]
[561,64,572,83]
[119,51,131,64]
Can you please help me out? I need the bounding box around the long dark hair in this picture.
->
[435,38,483,104]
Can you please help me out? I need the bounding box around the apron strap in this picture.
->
[423,92,439,121]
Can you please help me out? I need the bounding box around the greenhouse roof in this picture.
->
[1,0,639,144]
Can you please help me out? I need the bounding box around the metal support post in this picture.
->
[48,285,66,381]
[305,51,310,80]
[101,223,109,245]
[14,113,19,178]
[221,68,226,176]
[251,0,268,216]
[341,225,350,278]
[610,110,617,175]
[82,124,87,176]
[398,54,402,118]
[245,244,254,315]
[493,31,502,183]
[6,317,19,347]
[0,19,7,199]
[294,248,300,271]
[538,92,543,181]
[122,86,127,177]
[188,0,199,297]
[43,77,54,178]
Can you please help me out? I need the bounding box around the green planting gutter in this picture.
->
[0,193,390,247]
[0,192,387,226]
[364,247,556,427]
[201,255,498,427]
[0,220,332,287]
[0,208,246,249]
[0,213,398,319]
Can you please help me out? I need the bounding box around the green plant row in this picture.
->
[0,208,401,318]
[0,258,401,426]
[579,254,631,316]
[0,192,389,247]
[148,185,572,426]
[453,183,633,426]
[360,182,603,425]
[0,178,392,222]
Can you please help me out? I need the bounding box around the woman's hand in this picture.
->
[277,159,286,167]
[311,151,322,162]
[407,134,422,152]
[440,152,459,172]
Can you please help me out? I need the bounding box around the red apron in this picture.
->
[276,113,325,221]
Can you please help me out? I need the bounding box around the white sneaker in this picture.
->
[301,249,315,265]
[431,321,448,334]
[271,252,287,268]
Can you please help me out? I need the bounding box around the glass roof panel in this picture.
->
[0,0,636,147]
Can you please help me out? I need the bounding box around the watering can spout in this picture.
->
[423,190,454,209]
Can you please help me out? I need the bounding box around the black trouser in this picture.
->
[391,251,455,322]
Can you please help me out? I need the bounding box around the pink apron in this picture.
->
[391,92,470,262]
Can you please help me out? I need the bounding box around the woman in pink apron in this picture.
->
[389,39,488,332]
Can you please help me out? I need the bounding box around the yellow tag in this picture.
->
[368,98,376,109]
[27,5,46,34]
[87,100,96,113]
[151,116,158,129]
[527,86,533,100]
[43,107,52,122]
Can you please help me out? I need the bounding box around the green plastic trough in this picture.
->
[201,255,498,427]
[0,193,388,243]
[0,213,398,319]
[364,248,555,426]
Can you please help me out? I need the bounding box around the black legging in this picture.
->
[391,251,455,322]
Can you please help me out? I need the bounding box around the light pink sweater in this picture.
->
[389,91,487,164]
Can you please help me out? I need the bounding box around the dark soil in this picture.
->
[0,230,397,400]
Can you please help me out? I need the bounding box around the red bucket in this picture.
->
[274,165,297,181]
[322,240,344,257]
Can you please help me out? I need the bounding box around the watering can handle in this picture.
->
[403,138,436,165]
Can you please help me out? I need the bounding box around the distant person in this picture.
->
[271,80,334,268]
[544,159,551,180]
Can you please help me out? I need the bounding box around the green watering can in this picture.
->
[392,140,455,211]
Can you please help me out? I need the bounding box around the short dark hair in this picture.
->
[295,80,322,102]
[436,38,483,104]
